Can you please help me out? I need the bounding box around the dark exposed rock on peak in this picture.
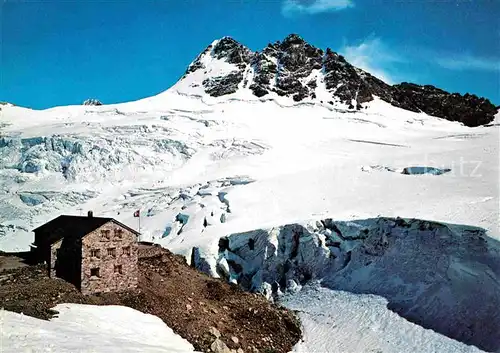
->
[185,37,250,76]
[213,36,241,51]
[82,99,102,106]
[212,37,252,68]
[183,37,251,97]
[250,34,325,102]
[203,72,244,97]
[391,83,497,127]
[282,33,306,45]
[181,33,496,127]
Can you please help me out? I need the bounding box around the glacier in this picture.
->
[1,53,499,352]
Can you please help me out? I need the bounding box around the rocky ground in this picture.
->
[0,246,301,353]
[0,252,29,271]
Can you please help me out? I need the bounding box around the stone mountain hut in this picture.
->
[30,211,140,295]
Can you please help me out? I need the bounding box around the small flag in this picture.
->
[133,210,140,217]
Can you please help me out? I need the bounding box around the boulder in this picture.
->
[208,326,221,339]
[211,338,232,353]
[181,33,495,126]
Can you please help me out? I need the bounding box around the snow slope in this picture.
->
[0,304,197,352]
[1,91,499,352]
[284,286,483,353]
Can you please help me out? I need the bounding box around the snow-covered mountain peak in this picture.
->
[281,33,306,44]
[82,98,103,106]
[0,101,15,109]
[211,36,252,62]
[184,36,251,74]
[172,36,252,98]
[173,34,497,127]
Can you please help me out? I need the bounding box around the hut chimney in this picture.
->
[88,210,93,218]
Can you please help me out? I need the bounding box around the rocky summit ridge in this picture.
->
[177,34,497,127]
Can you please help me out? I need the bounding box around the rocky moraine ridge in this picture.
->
[181,34,497,127]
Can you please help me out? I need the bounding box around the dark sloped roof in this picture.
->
[33,215,140,244]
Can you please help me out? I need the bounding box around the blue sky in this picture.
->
[2,0,499,109]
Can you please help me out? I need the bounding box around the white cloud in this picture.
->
[282,0,354,16]
[339,37,403,84]
[333,36,500,85]
[435,54,500,72]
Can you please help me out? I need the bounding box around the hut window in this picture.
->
[107,248,116,256]
[114,228,123,239]
[90,268,100,277]
[122,246,131,256]
[90,249,100,258]
[114,265,123,274]
[101,229,111,240]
